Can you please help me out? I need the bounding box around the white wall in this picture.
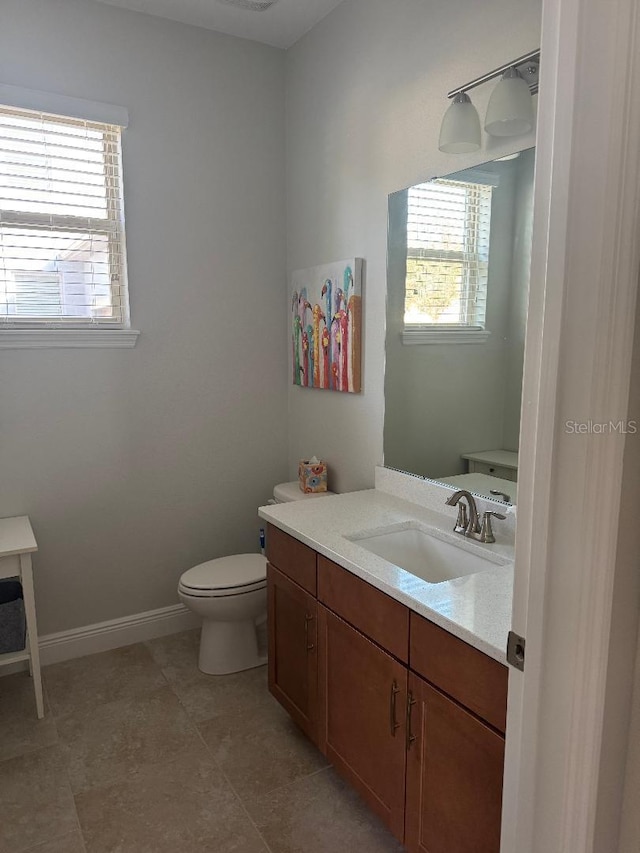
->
[0,0,288,634]
[285,0,540,494]
[619,626,640,852]
[595,298,640,851]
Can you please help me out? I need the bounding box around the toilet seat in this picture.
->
[179,554,267,599]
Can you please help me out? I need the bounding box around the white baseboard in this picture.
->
[1,604,200,674]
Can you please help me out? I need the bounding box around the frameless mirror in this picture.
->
[384,148,535,504]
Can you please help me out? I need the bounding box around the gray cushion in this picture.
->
[0,579,26,654]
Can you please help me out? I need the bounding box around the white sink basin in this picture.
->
[348,523,506,584]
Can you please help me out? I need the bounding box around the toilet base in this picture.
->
[199,618,267,675]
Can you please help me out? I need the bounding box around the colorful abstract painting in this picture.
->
[291,258,363,393]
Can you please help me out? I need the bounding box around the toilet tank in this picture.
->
[272,481,335,504]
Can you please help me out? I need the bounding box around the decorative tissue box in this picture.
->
[298,459,328,493]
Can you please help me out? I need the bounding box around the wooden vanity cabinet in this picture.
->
[317,605,408,841]
[266,525,508,852]
[267,564,318,744]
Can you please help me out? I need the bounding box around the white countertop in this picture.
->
[259,488,514,664]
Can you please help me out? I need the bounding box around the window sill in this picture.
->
[402,328,491,345]
[0,329,140,349]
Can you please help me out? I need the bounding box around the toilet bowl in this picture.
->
[178,554,268,675]
[178,481,335,675]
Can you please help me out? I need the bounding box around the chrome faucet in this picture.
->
[446,489,480,535]
[445,489,506,544]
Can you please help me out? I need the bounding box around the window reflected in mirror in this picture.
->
[405,178,493,329]
[384,148,535,505]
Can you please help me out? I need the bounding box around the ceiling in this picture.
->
[91,0,344,48]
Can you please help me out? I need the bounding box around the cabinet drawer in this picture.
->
[266,524,317,595]
[468,460,517,482]
[410,613,508,732]
[318,556,409,664]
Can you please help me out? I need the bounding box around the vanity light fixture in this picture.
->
[439,49,540,151]
[438,92,481,153]
[485,67,535,136]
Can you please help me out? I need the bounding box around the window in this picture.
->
[404,178,493,341]
[0,102,133,344]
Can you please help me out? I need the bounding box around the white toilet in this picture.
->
[178,481,334,675]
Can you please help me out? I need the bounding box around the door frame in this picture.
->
[503,0,640,849]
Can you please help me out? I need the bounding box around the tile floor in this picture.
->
[0,630,405,853]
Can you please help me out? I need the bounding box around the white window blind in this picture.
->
[404,178,493,329]
[0,104,128,328]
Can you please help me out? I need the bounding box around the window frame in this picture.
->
[0,85,138,349]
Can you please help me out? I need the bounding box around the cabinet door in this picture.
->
[405,672,505,853]
[267,564,318,744]
[318,605,407,842]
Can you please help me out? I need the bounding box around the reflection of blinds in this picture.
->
[0,105,126,327]
[405,179,493,328]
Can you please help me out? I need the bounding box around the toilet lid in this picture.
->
[273,481,335,502]
[180,554,267,592]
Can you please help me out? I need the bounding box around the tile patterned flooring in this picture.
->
[0,630,405,852]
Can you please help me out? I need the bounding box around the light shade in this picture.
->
[438,92,481,154]
[484,67,534,137]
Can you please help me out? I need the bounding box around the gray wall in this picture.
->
[285,0,540,494]
[0,0,288,634]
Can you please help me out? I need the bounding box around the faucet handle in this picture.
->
[478,510,507,544]
[446,489,481,535]
[453,502,468,534]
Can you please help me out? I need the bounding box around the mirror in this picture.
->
[384,148,535,505]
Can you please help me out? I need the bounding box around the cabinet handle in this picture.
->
[304,613,315,651]
[406,691,417,751]
[389,680,401,736]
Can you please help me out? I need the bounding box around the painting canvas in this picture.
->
[291,258,363,393]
